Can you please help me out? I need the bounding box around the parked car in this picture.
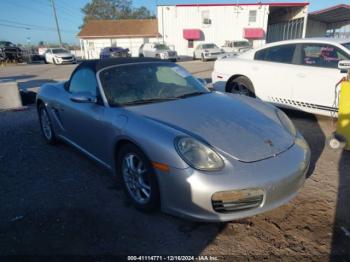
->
[0,49,5,62]
[193,43,225,61]
[221,40,252,54]
[36,57,310,222]
[212,38,350,117]
[44,48,76,65]
[139,43,177,61]
[0,41,23,62]
[100,47,130,59]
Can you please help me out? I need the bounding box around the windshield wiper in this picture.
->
[175,91,209,99]
[121,97,179,106]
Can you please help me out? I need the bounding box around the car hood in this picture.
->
[126,92,295,163]
[206,48,223,53]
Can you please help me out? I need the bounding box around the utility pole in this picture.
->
[50,0,62,46]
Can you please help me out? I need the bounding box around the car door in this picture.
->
[291,43,349,114]
[58,67,110,164]
[45,49,53,63]
[194,45,202,58]
[251,44,297,105]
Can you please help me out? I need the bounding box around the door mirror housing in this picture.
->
[338,60,350,73]
[197,78,208,87]
[70,92,97,104]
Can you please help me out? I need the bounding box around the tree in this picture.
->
[81,0,154,27]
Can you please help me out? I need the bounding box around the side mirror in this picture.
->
[70,92,97,103]
[197,78,208,87]
[338,60,350,73]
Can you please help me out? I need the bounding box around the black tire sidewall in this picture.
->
[230,76,255,97]
[117,144,160,212]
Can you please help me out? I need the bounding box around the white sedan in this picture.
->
[212,38,350,117]
[44,48,76,65]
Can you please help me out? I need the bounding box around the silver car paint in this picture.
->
[37,63,310,221]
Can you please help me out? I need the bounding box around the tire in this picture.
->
[139,53,144,58]
[38,103,57,145]
[227,76,255,97]
[328,132,347,151]
[117,144,160,212]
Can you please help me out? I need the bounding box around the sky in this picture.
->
[0,0,347,45]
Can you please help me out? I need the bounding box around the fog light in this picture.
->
[212,188,264,213]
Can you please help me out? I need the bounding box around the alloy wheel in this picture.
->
[122,153,151,204]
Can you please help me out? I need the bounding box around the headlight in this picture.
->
[276,110,297,137]
[175,137,224,171]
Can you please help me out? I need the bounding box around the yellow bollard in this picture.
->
[336,79,350,150]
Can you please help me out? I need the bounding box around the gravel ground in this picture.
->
[0,62,349,261]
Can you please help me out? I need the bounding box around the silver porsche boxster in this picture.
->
[36,58,310,222]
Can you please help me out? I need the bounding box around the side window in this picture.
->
[300,44,350,69]
[69,68,97,96]
[254,44,296,64]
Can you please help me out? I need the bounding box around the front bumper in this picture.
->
[55,57,76,64]
[157,135,310,222]
[203,52,224,60]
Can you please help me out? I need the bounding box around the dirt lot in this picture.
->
[0,62,349,261]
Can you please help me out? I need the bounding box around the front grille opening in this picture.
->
[212,188,264,213]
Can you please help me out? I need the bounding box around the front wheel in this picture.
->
[228,76,255,97]
[117,144,160,212]
[38,104,57,144]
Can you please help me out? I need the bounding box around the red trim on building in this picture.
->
[183,29,201,40]
[175,2,309,7]
[244,28,265,39]
[309,4,350,15]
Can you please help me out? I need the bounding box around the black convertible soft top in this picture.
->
[76,57,170,73]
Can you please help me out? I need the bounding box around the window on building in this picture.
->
[202,10,211,25]
[249,10,257,23]
[188,40,194,48]
[254,44,297,64]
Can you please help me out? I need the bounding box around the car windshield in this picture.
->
[52,48,69,54]
[0,41,15,47]
[99,63,210,106]
[342,42,350,50]
[154,44,169,50]
[202,44,218,49]
[234,41,250,47]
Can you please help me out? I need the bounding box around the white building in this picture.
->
[78,19,160,59]
[157,2,309,57]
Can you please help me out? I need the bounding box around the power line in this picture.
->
[0,19,76,33]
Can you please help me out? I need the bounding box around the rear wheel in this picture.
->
[38,103,57,144]
[117,144,160,212]
[227,76,255,97]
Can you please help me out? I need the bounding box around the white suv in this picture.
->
[139,43,177,62]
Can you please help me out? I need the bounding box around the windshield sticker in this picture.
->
[171,66,190,78]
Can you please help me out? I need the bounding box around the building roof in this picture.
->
[77,19,159,39]
[167,2,309,7]
[309,4,350,24]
